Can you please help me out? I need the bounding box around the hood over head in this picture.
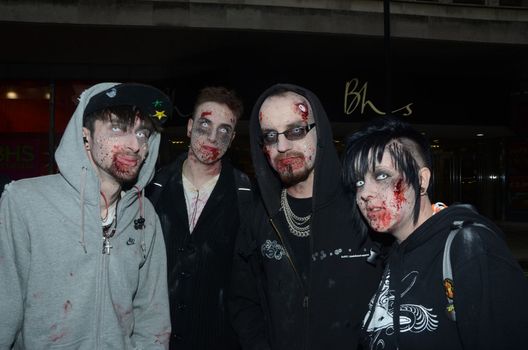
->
[55,82,169,254]
[249,83,341,215]
[55,82,165,205]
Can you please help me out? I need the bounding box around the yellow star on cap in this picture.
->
[153,110,167,120]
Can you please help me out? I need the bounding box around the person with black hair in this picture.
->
[147,86,250,350]
[0,82,172,349]
[229,84,381,350]
[342,116,528,350]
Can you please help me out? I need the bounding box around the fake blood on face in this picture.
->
[365,198,393,231]
[113,153,138,175]
[367,207,393,231]
[201,145,220,161]
[201,111,212,117]
[276,156,305,173]
[294,102,309,121]
[393,179,407,209]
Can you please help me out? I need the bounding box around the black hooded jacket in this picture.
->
[361,204,528,350]
[229,84,382,350]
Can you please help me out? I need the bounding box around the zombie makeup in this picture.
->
[188,102,236,164]
[294,102,309,122]
[355,149,416,239]
[87,115,149,183]
[259,92,317,186]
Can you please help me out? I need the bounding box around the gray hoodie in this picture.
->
[0,83,171,349]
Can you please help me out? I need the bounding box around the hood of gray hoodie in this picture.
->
[54,82,161,253]
[55,82,160,207]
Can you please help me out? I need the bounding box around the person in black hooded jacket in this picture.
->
[229,84,381,350]
[342,116,528,350]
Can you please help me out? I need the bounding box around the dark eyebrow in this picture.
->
[286,122,306,129]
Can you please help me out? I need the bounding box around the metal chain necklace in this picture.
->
[280,189,311,237]
[102,201,118,255]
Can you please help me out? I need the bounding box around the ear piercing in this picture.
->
[83,136,90,150]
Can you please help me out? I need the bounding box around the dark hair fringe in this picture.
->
[193,86,244,121]
[83,105,162,134]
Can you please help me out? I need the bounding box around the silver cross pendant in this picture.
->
[102,237,113,255]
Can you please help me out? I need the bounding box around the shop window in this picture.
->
[0,81,87,180]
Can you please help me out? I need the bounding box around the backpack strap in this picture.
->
[442,220,492,322]
[442,220,464,322]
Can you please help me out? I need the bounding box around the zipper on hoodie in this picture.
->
[96,201,118,350]
[94,250,107,349]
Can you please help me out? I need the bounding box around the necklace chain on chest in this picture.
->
[280,189,311,237]
[102,203,118,255]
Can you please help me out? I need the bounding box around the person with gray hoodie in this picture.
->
[0,82,172,349]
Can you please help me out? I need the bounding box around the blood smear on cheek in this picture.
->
[393,179,407,209]
[369,209,393,231]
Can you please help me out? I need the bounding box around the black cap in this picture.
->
[84,83,172,124]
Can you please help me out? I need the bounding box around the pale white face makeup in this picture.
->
[84,113,150,184]
[259,91,317,186]
[355,148,416,239]
[187,101,236,165]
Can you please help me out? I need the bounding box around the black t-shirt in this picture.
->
[278,194,312,288]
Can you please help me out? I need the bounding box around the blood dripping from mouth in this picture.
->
[277,156,304,173]
[367,201,393,230]
[113,153,136,175]
[202,145,220,161]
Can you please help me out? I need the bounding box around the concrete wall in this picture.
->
[0,0,527,44]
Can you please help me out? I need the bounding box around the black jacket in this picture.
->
[147,153,249,350]
[229,84,382,350]
[361,204,528,350]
